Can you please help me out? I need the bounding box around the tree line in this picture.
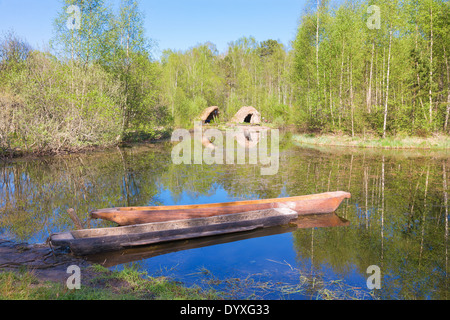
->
[0,0,448,155]
[294,0,449,138]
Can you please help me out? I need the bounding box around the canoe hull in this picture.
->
[87,213,350,267]
[51,208,298,256]
[91,191,351,226]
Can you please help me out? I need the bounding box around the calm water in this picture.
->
[1,134,449,299]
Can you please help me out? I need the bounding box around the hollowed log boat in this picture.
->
[90,191,351,226]
[50,207,299,256]
[87,212,350,267]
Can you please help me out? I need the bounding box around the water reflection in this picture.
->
[86,213,349,267]
[0,135,449,299]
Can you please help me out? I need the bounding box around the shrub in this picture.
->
[1,51,124,153]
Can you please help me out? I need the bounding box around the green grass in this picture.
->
[0,265,219,300]
[292,133,450,150]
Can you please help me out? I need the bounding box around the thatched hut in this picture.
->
[230,106,261,124]
[199,106,219,124]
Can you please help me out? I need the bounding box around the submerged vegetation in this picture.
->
[192,263,376,300]
[1,0,449,156]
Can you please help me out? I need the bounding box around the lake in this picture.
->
[1,133,449,299]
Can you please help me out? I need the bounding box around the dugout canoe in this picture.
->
[87,213,350,267]
[50,207,298,256]
[90,191,351,226]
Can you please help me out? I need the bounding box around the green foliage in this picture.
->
[2,0,449,155]
[52,0,115,67]
[0,50,123,152]
[291,0,450,137]
[1,0,168,154]
[160,37,294,127]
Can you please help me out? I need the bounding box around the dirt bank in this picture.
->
[0,239,94,284]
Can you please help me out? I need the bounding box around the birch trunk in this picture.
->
[429,3,434,126]
[316,0,320,108]
[339,39,345,129]
[383,30,392,139]
[443,45,450,132]
[367,41,375,113]
[350,56,354,137]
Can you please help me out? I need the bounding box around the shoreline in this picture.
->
[292,133,450,150]
[0,128,173,160]
[0,239,217,300]
[2,130,449,161]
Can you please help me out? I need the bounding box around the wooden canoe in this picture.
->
[90,191,351,226]
[50,207,298,256]
[87,213,350,267]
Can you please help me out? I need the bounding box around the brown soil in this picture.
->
[0,239,95,284]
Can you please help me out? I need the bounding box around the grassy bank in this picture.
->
[0,240,375,300]
[0,265,218,300]
[0,264,375,300]
[292,133,450,150]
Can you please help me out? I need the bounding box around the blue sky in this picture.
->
[0,0,307,59]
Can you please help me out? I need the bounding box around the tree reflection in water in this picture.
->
[1,136,449,299]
